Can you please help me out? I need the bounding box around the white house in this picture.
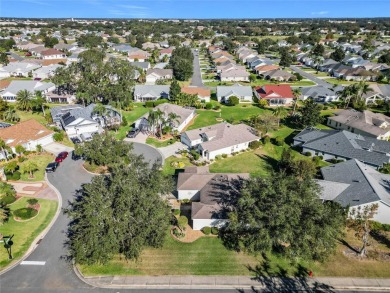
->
[145,69,173,84]
[318,159,390,224]
[216,85,253,104]
[181,123,260,160]
[64,117,103,138]
[32,64,63,80]
[133,85,170,102]
[0,62,41,78]
[177,166,250,230]
[0,119,54,159]
[1,80,55,102]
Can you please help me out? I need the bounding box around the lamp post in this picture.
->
[0,234,14,259]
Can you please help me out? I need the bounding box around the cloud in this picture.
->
[311,11,329,15]
[108,3,150,17]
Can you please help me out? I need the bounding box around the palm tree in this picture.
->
[273,106,288,127]
[355,81,372,105]
[154,109,165,138]
[167,112,181,135]
[3,108,19,122]
[93,103,107,117]
[147,110,158,135]
[16,90,33,111]
[292,88,302,115]
[21,161,39,178]
[0,204,10,226]
[338,85,357,109]
[0,139,9,161]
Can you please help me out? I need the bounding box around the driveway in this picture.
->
[43,142,74,156]
[191,49,204,87]
[123,131,148,144]
[158,141,188,159]
[290,65,336,89]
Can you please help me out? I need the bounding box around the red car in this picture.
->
[55,151,69,163]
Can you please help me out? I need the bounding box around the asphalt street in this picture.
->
[191,49,204,87]
[290,65,339,90]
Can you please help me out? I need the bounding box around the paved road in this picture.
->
[290,65,336,89]
[191,49,204,87]
[129,141,164,166]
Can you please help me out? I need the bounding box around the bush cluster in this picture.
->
[145,99,169,108]
[202,226,211,235]
[13,207,38,220]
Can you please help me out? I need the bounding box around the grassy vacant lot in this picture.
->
[79,228,390,278]
[115,104,149,140]
[19,154,54,181]
[0,197,58,269]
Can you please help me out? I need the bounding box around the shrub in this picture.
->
[53,132,64,142]
[154,99,169,106]
[205,103,213,110]
[274,136,284,146]
[13,207,38,220]
[215,155,222,161]
[6,171,21,180]
[258,99,268,108]
[263,136,271,144]
[145,101,154,108]
[121,116,128,127]
[0,195,16,205]
[202,226,211,235]
[303,151,312,157]
[211,227,219,235]
[312,156,321,164]
[190,150,200,160]
[17,156,26,163]
[27,198,38,205]
[214,105,221,110]
[177,215,188,230]
[229,96,239,106]
[222,154,228,158]
[173,209,180,216]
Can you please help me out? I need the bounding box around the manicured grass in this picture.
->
[19,154,54,182]
[15,110,47,125]
[114,104,149,140]
[324,78,378,86]
[0,197,58,269]
[146,137,177,148]
[162,156,192,176]
[79,234,261,276]
[204,80,316,87]
[188,104,269,130]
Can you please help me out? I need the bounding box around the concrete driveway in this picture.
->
[123,131,148,144]
[43,142,74,156]
[159,142,188,159]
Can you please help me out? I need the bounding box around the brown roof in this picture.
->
[41,48,65,56]
[42,59,67,66]
[0,119,54,147]
[0,80,11,91]
[255,64,279,72]
[181,86,211,98]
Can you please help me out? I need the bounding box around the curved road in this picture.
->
[290,65,339,90]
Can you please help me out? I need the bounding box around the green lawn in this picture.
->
[19,154,54,182]
[16,110,47,125]
[162,156,193,176]
[114,104,149,140]
[204,80,316,87]
[79,234,261,276]
[188,104,269,130]
[146,137,177,148]
[0,197,58,269]
[324,78,378,86]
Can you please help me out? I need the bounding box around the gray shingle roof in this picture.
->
[134,85,170,97]
[320,159,390,207]
[216,85,252,98]
[294,129,390,167]
[2,80,54,96]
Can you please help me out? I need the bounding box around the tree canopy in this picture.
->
[298,99,323,128]
[221,172,346,261]
[168,47,194,81]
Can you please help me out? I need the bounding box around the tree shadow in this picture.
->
[337,238,359,254]
[255,154,279,173]
[370,230,390,250]
[239,255,335,293]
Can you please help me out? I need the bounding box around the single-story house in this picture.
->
[181,86,211,102]
[177,166,250,230]
[254,64,279,75]
[145,69,173,84]
[0,62,41,78]
[159,48,173,60]
[263,69,295,82]
[181,122,260,160]
[1,80,55,102]
[133,85,170,102]
[220,69,250,82]
[216,85,253,104]
[0,119,54,159]
[293,128,390,168]
[40,48,66,60]
[216,63,246,74]
[327,109,390,140]
[254,84,294,106]
[130,61,151,72]
[318,159,390,224]
[32,64,63,80]
[128,48,150,62]
[300,86,339,103]
[134,103,195,133]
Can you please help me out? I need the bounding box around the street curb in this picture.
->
[0,176,62,275]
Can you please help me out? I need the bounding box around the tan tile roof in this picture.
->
[0,119,54,147]
[181,86,211,97]
[42,59,67,66]
[41,48,64,56]
[0,80,11,91]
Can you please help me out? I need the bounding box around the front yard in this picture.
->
[19,154,54,182]
[114,104,149,140]
[0,197,58,269]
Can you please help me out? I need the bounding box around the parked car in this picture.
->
[45,162,59,172]
[127,128,140,138]
[55,151,69,163]
[71,137,81,144]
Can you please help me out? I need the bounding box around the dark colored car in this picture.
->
[45,162,59,172]
[71,137,81,144]
[127,128,140,138]
[55,151,69,163]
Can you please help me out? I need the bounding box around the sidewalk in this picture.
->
[77,273,390,290]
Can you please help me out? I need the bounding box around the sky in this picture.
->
[1,0,390,19]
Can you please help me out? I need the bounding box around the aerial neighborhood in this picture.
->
[1,16,390,290]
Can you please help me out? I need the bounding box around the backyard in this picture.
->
[0,197,58,269]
